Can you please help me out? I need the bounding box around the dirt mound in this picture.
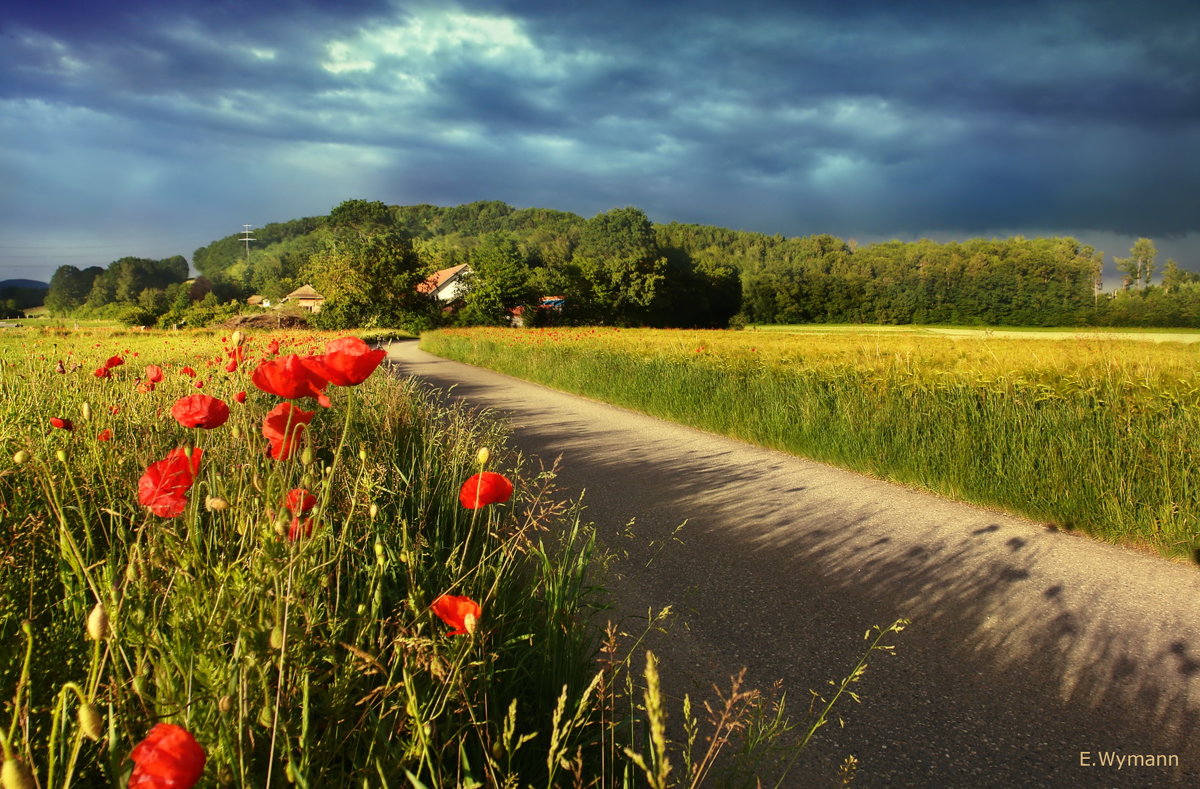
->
[222,312,311,330]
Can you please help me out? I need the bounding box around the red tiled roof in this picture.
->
[417,264,468,295]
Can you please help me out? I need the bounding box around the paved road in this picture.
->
[384,339,1200,788]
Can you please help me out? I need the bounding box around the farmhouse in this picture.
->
[418,264,470,303]
[279,285,326,313]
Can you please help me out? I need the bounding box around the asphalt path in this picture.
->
[384,338,1200,788]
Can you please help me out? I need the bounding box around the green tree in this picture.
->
[44,265,102,314]
[573,207,666,324]
[459,232,534,325]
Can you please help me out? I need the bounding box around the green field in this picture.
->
[422,325,1200,561]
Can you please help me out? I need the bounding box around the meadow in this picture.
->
[0,325,891,787]
[421,325,1200,561]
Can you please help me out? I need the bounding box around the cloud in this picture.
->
[0,0,1197,283]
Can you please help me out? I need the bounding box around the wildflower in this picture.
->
[180,366,197,378]
[476,447,490,466]
[287,516,315,541]
[305,336,387,387]
[144,365,164,383]
[128,723,206,789]
[171,394,230,429]
[50,417,74,431]
[97,429,113,442]
[283,488,317,515]
[94,366,112,378]
[262,402,314,461]
[55,360,66,374]
[266,338,281,356]
[234,391,247,404]
[458,472,514,509]
[251,354,330,406]
[431,594,482,636]
[136,381,157,394]
[193,380,204,389]
[231,330,244,347]
[224,360,237,373]
[138,447,203,517]
[105,355,124,368]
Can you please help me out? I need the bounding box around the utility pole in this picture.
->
[241,224,256,264]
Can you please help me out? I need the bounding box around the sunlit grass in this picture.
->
[422,326,1200,560]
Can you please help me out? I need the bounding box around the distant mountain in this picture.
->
[0,279,49,291]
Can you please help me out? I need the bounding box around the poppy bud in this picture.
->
[56,450,67,463]
[86,602,109,641]
[78,703,104,740]
[219,695,233,714]
[258,706,273,728]
[368,503,378,519]
[81,402,91,421]
[270,626,284,650]
[358,447,367,462]
[12,450,30,465]
[206,496,229,512]
[231,425,242,440]
[300,446,313,466]
[476,447,490,466]
[1,757,36,789]
[463,612,478,636]
[374,541,385,565]
[231,330,244,347]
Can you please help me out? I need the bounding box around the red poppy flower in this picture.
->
[262,402,314,461]
[266,339,281,356]
[283,488,317,514]
[288,516,315,541]
[97,429,113,442]
[94,366,112,378]
[128,722,206,789]
[110,405,121,415]
[458,472,514,509]
[224,360,237,373]
[180,366,196,378]
[306,337,387,387]
[431,594,481,636]
[105,355,124,368]
[227,346,245,364]
[137,381,157,394]
[145,365,165,383]
[251,355,330,405]
[50,417,74,430]
[234,391,247,404]
[138,447,203,518]
[171,394,230,429]
[193,380,204,389]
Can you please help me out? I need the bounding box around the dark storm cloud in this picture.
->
[1,0,1197,281]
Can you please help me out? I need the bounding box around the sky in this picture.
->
[2,0,1198,287]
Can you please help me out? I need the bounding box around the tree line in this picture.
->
[41,199,1198,329]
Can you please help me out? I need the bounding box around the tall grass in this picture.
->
[0,327,898,786]
[422,327,1200,559]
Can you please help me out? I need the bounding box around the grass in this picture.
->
[421,326,1200,561]
[0,325,899,786]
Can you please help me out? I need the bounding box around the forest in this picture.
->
[40,199,1200,330]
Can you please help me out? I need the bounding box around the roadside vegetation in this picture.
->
[423,326,1200,561]
[0,326,899,786]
